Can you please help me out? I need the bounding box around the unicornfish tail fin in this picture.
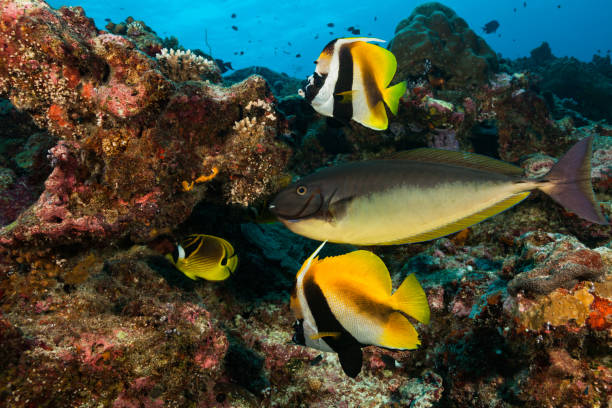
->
[538,137,608,225]
[382,81,407,116]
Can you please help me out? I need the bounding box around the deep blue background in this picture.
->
[48,0,612,79]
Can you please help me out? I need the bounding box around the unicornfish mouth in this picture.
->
[269,190,324,220]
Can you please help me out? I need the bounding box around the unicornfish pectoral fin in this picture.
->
[337,345,363,378]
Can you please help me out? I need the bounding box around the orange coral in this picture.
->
[587,296,612,330]
[182,166,219,192]
[48,104,69,127]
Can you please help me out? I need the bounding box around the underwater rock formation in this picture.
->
[389,2,498,90]
[0,1,291,248]
[512,42,612,123]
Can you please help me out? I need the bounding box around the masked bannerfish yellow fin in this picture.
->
[380,191,531,245]
[314,250,392,296]
[166,234,238,281]
[349,40,397,89]
[390,148,525,176]
[383,81,407,115]
[377,274,429,349]
[391,274,430,325]
[310,331,341,340]
[378,312,421,349]
[344,40,406,130]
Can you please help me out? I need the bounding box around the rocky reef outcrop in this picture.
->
[389,2,498,90]
[0,1,290,248]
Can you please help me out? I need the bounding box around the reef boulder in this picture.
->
[389,2,498,90]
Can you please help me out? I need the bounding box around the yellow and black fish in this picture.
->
[298,37,407,130]
[270,137,607,246]
[166,234,238,281]
[291,242,430,377]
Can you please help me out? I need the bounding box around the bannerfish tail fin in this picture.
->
[382,81,407,116]
[538,137,607,225]
[391,274,430,325]
[377,274,430,350]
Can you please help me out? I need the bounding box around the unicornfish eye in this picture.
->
[296,186,308,196]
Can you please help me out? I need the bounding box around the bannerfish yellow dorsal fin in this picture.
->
[389,148,524,177]
[313,250,392,296]
[349,40,397,89]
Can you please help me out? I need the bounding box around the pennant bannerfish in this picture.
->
[291,242,430,377]
[298,37,407,131]
[166,234,238,281]
[270,137,608,246]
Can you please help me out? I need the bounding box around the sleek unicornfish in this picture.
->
[270,137,607,246]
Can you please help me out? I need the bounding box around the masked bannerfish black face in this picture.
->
[292,319,306,345]
[300,72,327,102]
[269,181,325,220]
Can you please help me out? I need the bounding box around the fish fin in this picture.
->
[389,148,524,177]
[335,90,355,103]
[382,81,407,115]
[314,250,392,295]
[391,274,430,324]
[349,40,397,89]
[381,192,531,245]
[337,345,363,378]
[538,137,607,224]
[339,37,385,44]
[310,331,341,340]
[378,312,420,350]
[357,100,388,130]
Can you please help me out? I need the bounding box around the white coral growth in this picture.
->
[155,48,221,83]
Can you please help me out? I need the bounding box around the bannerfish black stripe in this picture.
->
[303,275,361,353]
[332,44,353,122]
[359,48,384,109]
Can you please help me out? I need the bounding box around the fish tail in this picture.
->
[391,274,430,325]
[537,136,607,225]
[377,274,429,349]
[382,81,407,115]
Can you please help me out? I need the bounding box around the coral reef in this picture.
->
[0,1,611,407]
[156,48,221,83]
[389,2,498,90]
[0,0,290,249]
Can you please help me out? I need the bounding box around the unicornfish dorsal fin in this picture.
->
[389,148,524,177]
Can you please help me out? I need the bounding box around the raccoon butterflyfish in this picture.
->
[165,234,238,281]
[291,241,430,377]
[270,137,607,246]
[297,37,407,131]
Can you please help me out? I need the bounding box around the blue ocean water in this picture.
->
[48,0,612,78]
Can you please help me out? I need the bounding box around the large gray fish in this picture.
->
[269,137,607,246]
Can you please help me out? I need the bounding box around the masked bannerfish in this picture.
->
[270,137,608,246]
[298,37,407,131]
[291,241,430,377]
[166,234,238,281]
